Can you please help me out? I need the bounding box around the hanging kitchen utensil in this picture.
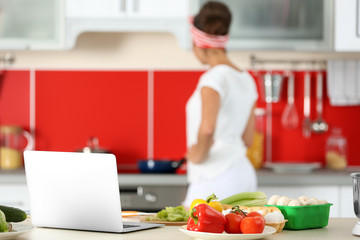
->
[263,71,273,103]
[302,71,312,138]
[271,73,284,103]
[281,71,299,130]
[311,72,328,134]
[0,53,15,97]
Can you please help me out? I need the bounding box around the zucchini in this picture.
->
[0,205,27,222]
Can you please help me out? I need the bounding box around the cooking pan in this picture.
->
[138,158,186,174]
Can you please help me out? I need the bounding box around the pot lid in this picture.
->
[77,136,110,153]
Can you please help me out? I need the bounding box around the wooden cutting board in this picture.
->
[139,215,187,226]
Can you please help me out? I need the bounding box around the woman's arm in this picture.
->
[242,104,256,148]
[186,87,220,164]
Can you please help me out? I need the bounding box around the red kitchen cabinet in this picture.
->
[153,71,203,160]
[0,70,30,129]
[35,70,148,168]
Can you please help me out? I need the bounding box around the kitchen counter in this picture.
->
[1,168,356,217]
[1,168,357,186]
[16,218,360,240]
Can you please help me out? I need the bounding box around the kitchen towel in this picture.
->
[327,60,360,106]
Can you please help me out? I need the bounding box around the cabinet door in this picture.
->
[127,0,189,18]
[192,0,332,51]
[334,0,360,51]
[0,0,63,50]
[258,186,340,217]
[0,185,30,210]
[66,0,126,18]
[153,71,202,160]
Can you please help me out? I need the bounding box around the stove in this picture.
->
[119,185,187,211]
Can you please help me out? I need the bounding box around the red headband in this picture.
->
[189,17,229,49]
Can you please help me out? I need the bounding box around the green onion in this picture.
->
[220,191,267,206]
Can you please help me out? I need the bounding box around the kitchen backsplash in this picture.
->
[0,69,359,172]
[0,70,30,129]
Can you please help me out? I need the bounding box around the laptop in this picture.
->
[24,150,163,233]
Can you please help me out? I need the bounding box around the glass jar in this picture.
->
[0,125,34,170]
[325,127,347,170]
[247,108,265,169]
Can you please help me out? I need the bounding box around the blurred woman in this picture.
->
[183,1,258,207]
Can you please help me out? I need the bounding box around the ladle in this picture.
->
[302,72,312,138]
[281,71,299,129]
[311,72,328,134]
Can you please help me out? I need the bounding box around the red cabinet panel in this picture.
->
[153,71,203,160]
[35,70,148,167]
[0,70,30,129]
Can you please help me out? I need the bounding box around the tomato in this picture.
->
[240,216,265,234]
[246,212,264,218]
[224,213,244,234]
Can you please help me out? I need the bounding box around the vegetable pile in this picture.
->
[267,195,328,206]
[0,205,27,233]
[187,203,266,234]
[186,192,271,234]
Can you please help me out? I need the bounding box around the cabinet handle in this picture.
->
[357,0,360,37]
[133,0,139,12]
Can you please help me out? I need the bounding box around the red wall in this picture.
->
[251,70,360,165]
[35,71,148,169]
[0,69,359,172]
[153,71,202,160]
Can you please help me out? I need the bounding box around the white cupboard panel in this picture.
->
[0,184,30,210]
[334,0,360,51]
[0,0,64,50]
[128,0,189,18]
[340,186,355,218]
[66,0,125,18]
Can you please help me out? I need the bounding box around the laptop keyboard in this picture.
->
[123,224,140,228]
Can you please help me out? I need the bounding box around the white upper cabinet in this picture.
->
[66,0,188,19]
[192,0,333,51]
[65,0,190,49]
[66,0,126,18]
[126,0,189,18]
[0,0,64,50]
[334,0,360,51]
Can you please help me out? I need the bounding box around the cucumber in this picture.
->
[0,205,27,222]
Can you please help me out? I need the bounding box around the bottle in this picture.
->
[247,108,265,169]
[325,127,347,170]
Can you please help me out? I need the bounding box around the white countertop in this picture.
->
[0,168,356,186]
[13,218,360,240]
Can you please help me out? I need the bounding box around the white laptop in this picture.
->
[24,150,163,233]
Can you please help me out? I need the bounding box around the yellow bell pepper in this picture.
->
[189,199,207,211]
[189,193,223,213]
[208,200,223,213]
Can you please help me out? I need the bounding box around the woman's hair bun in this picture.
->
[194,1,232,36]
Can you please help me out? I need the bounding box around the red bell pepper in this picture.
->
[186,216,197,231]
[188,203,226,233]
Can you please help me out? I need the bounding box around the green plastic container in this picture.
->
[267,204,333,230]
